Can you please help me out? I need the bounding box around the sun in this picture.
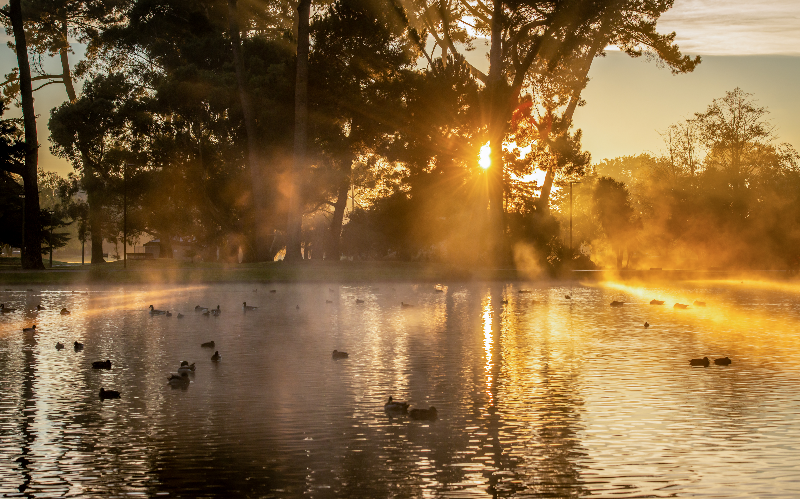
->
[479,144,491,169]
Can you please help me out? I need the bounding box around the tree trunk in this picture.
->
[285,0,311,262]
[486,0,508,264]
[57,25,105,264]
[325,164,352,261]
[538,164,555,214]
[10,0,44,270]
[228,0,271,261]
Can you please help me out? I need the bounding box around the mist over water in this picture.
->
[1,282,799,497]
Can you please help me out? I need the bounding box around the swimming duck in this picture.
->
[0,304,16,313]
[355,299,365,304]
[201,340,215,348]
[178,361,196,373]
[168,372,190,385]
[714,357,732,366]
[401,302,414,308]
[149,305,166,315]
[644,321,650,328]
[270,289,277,293]
[55,342,65,350]
[435,288,444,293]
[328,288,335,293]
[22,325,36,333]
[409,406,438,421]
[674,303,688,309]
[74,341,84,351]
[176,313,184,318]
[211,305,221,316]
[332,350,349,360]
[384,396,409,413]
[202,309,211,316]
[211,351,221,361]
[650,299,665,305]
[195,305,208,312]
[693,300,706,307]
[165,311,173,317]
[99,388,121,399]
[690,357,710,367]
[242,302,258,311]
[60,308,71,315]
[565,294,571,299]
[501,299,508,305]
[326,300,333,304]
[92,360,112,370]
[296,305,300,310]
[36,304,44,310]
[518,290,531,294]
[610,301,624,307]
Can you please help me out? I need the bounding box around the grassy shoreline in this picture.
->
[0,259,796,285]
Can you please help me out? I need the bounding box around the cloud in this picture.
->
[658,0,800,55]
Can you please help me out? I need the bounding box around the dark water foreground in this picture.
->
[1,282,799,498]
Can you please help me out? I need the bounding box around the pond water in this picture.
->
[1,280,800,498]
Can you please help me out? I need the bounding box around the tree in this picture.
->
[2,0,44,269]
[49,73,149,263]
[593,176,638,269]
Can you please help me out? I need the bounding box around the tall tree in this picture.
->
[2,0,44,269]
[285,0,311,262]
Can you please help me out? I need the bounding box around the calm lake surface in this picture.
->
[1,280,800,498]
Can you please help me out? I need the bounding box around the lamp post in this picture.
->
[123,163,129,269]
[569,181,581,257]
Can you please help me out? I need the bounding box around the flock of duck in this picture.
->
[608,297,732,368]
[6,286,730,412]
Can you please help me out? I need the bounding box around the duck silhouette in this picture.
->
[693,300,706,307]
[650,299,664,305]
[355,299,365,304]
[409,406,438,421]
[211,351,221,362]
[243,302,258,311]
[55,342,64,350]
[60,308,70,315]
[384,396,409,413]
[22,325,36,333]
[610,301,624,307]
[99,388,120,399]
[201,340,215,348]
[690,357,710,367]
[401,302,414,308]
[0,304,16,313]
[73,341,84,351]
[714,357,732,366]
[165,311,173,317]
[178,361,195,373]
[674,303,689,309]
[149,305,166,315]
[195,305,208,313]
[177,313,184,318]
[644,321,650,328]
[92,360,112,370]
[168,372,190,385]
[332,350,349,360]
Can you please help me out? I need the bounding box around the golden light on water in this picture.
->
[482,295,494,404]
[591,279,800,366]
[479,144,491,169]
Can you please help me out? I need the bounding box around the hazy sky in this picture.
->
[1,0,798,175]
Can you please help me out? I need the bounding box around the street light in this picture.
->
[569,181,581,258]
[123,162,130,269]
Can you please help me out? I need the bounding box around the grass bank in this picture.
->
[0,259,512,285]
[1,258,796,285]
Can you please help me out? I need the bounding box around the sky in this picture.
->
[1,0,799,175]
